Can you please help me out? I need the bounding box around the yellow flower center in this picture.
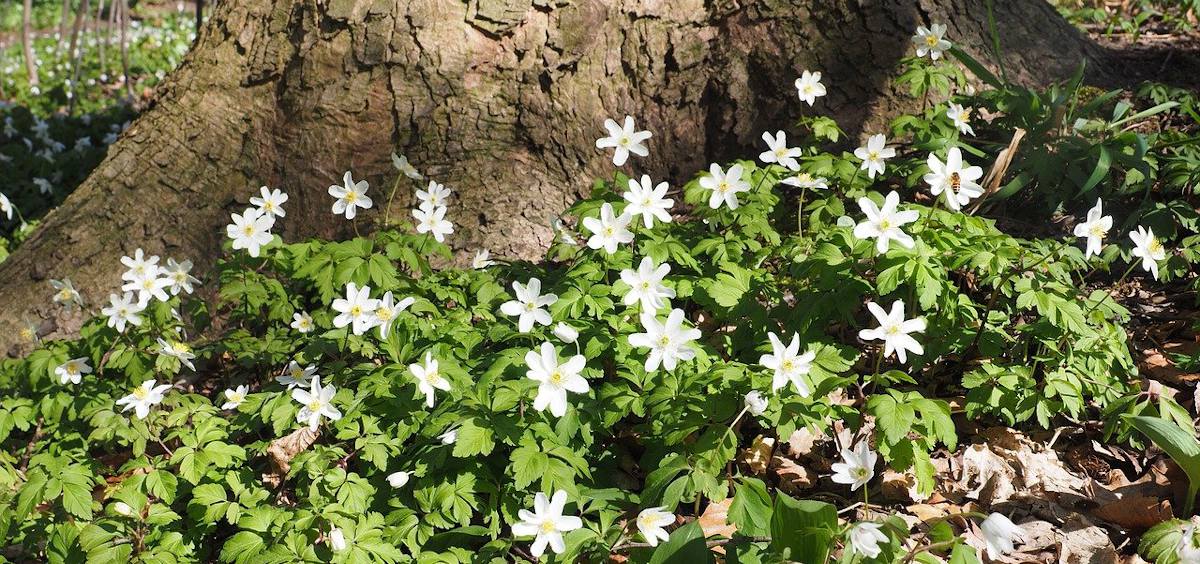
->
[781,359,794,371]
[878,218,892,230]
[424,370,440,384]
[718,182,729,193]
[524,302,537,312]
[171,342,190,355]
[230,392,245,403]
[376,306,393,321]
[885,324,900,336]
[925,35,938,47]
[307,399,323,412]
[868,151,879,161]
[540,521,557,533]
[66,362,79,372]
[345,191,358,203]
[1149,239,1164,254]
[618,136,630,147]
[603,227,614,237]
[549,371,564,385]
[1089,224,1107,239]
[133,387,149,400]
[657,335,671,347]
[349,305,362,317]
[57,289,72,300]
[263,202,274,211]
[243,225,254,236]
[19,328,33,342]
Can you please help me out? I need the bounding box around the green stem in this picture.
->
[797,185,808,238]
[383,173,404,228]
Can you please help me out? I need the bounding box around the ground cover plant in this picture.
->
[0,9,1199,564]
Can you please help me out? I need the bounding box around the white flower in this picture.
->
[628,308,701,372]
[830,441,877,491]
[595,115,651,166]
[553,322,579,344]
[699,163,751,210]
[511,490,584,558]
[410,352,451,408]
[391,153,422,180]
[413,205,454,242]
[500,278,557,333]
[163,258,199,295]
[759,131,802,171]
[1176,523,1200,563]
[373,291,415,340]
[386,471,411,488]
[120,248,159,282]
[54,357,91,385]
[781,172,828,191]
[116,380,172,419]
[328,171,373,219]
[552,217,578,246]
[743,391,769,416]
[33,177,52,195]
[291,311,315,333]
[328,527,347,552]
[635,507,674,547]
[620,257,675,311]
[221,385,248,410]
[759,332,815,396]
[582,203,634,254]
[794,70,827,106]
[157,338,196,371]
[525,342,589,417]
[101,292,145,332]
[979,513,1025,558]
[853,191,920,253]
[250,186,288,218]
[277,361,317,389]
[112,501,135,517]
[946,103,974,136]
[858,300,926,364]
[226,207,274,258]
[50,278,82,309]
[1073,198,1112,259]
[623,174,673,228]
[1130,226,1167,279]
[923,147,984,211]
[439,428,458,444]
[913,23,951,60]
[122,269,173,305]
[417,180,451,210]
[0,193,13,220]
[331,282,379,336]
[291,376,342,431]
[848,522,888,559]
[853,134,895,180]
[473,250,495,269]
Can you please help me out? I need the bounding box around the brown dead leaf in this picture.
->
[698,497,736,554]
[772,455,814,494]
[1092,495,1173,530]
[263,426,319,487]
[739,436,774,475]
[1059,514,1119,564]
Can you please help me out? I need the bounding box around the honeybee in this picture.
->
[949,171,961,193]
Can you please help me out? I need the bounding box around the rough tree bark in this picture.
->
[0,0,1120,353]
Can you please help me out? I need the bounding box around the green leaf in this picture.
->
[768,494,836,563]
[219,531,265,564]
[1128,416,1200,513]
[728,477,772,537]
[648,521,713,564]
[451,418,495,458]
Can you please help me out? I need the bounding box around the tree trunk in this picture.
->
[0,0,1115,354]
[21,0,38,86]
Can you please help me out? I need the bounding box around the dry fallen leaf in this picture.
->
[739,436,774,475]
[1092,495,1173,530]
[698,497,736,554]
[263,426,319,487]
